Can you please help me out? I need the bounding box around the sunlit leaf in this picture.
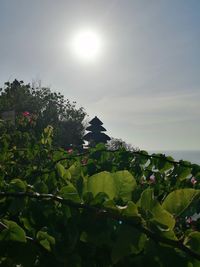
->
[87,171,117,199]
[139,189,175,229]
[59,184,80,203]
[112,170,136,201]
[162,189,200,216]
[0,220,26,242]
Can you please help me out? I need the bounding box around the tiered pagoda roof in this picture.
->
[84,116,110,146]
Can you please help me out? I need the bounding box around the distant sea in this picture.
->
[149,151,200,165]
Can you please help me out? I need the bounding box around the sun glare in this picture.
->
[70,30,102,62]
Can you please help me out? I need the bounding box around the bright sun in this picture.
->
[70,30,102,62]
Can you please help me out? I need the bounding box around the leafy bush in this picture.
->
[0,120,200,266]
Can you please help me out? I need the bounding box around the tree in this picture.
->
[107,137,139,151]
[0,79,86,148]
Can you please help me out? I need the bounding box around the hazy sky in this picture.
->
[0,0,199,150]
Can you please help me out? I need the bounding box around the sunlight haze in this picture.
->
[0,0,199,150]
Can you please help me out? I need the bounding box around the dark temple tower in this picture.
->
[84,116,110,147]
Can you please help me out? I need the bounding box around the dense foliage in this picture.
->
[0,119,200,266]
[0,79,86,148]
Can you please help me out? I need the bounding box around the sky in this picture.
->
[0,0,199,151]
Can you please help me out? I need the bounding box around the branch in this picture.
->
[0,191,200,261]
[9,147,197,169]
[54,149,195,169]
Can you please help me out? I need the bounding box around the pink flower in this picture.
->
[22,111,30,117]
[191,177,197,185]
[186,217,193,224]
[149,174,156,184]
[67,148,73,154]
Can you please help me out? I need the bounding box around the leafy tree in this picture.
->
[0,79,86,148]
[0,120,200,266]
[107,137,139,151]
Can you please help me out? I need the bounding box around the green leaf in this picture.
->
[36,231,55,251]
[152,204,175,230]
[184,231,200,254]
[158,229,178,241]
[148,219,170,232]
[87,171,136,201]
[59,184,80,202]
[139,189,175,229]
[158,157,174,172]
[63,169,72,180]
[87,171,117,199]
[122,201,139,217]
[9,178,26,192]
[177,166,192,181]
[20,217,33,232]
[91,192,109,205]
[68,163,81,179]
[0,220,26,242]
[56,162,72,180]
[162,189,200,216]
[122,201,141,224]
[34,181,48,193]
[103,199,118,210]
[112,170,136,201]
[138,188,156,211]
[56,163,66,178]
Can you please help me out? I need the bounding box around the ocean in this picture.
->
[149,151,200,165]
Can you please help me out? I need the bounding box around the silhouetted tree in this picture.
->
[106,137,139,151]
[0,79,86,148]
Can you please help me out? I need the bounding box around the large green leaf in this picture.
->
[87,171,136,201]
[139,189,175,229]
[112,170,136,201]
[138,189,156,211]
[9,179,26,192]
[162,189,200,216]
[0,220,26,242]
[56,163,69,179]
[87,171,117,199]
[152,204,175,230]
[68,163,81,180]
[59,184,80,203]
